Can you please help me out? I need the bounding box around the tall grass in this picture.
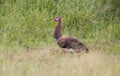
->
[0,0,120,48]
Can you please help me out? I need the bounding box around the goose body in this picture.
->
[52,16,88,53]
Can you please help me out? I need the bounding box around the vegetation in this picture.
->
[0,0,120,76]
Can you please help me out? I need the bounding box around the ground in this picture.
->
[1,45,120,76]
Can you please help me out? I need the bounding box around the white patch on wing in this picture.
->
[67,49,74,53]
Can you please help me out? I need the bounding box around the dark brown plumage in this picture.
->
[52,16,88,53]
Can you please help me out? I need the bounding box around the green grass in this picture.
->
[0,0,119,47]
[0,0,120,76]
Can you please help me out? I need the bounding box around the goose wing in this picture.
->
[57,36,88,52]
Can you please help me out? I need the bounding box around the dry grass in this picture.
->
[1,45,120,76]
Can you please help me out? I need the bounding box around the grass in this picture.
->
[0,45,120,76]
[0,0,120,76]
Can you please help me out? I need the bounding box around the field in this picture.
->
[0,0,120,76]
